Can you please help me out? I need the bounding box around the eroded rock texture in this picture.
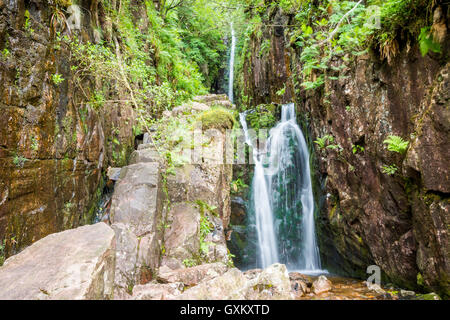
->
[240,7,294,106]
[0,223,115,300]
[239,5,449,297]
[0,1,137,257]
[0,94,235,300]
[108,95,234,297]
[159,95,233,270]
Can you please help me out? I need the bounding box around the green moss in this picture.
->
[183,258,197,268]
[357,236,363,244]
[55,0,72,7]
[328,203,338,220]
[197,107,235,131]
[415,293,441,300]
[420,192,442,206]
[417,272,424,286]
[86,177,105,224]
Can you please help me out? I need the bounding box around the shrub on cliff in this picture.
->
[245,104,278,131]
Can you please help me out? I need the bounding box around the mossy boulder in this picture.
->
[197,107,235,131]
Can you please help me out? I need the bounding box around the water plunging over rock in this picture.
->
[228,24,236,104]
[240,103,322,272]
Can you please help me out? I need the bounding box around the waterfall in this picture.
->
[228,24,236,104]
[240,103,323,273]
[240,113,279,267]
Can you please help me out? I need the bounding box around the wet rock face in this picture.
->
[241,7,449,296]
[241,7,294,106]
[0,223,116,300]
[405,65,450,296]
[0,1,137,257]
[308,56,449,296]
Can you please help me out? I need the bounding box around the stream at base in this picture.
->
[292,274,399,300]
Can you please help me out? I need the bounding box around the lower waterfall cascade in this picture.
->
[240,103,325,274]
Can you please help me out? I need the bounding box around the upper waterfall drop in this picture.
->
[228,24,236,104]
[241,103,323,273]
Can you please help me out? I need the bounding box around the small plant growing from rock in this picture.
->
[418,27,441,57]
[182,258,197,268]
[195,200,218,217]
[383,135,409,154]
[0,239,6,266]
[352,144,365,154]
[1,48,9,59]
[382,164,398,176]
[31,136,39,151]
[199,215,213,241]
[24,10,34,34]
[326,143,343,152]
[195,201,215,259]
[314,134,334,149]
[52,73,65,86]
[12,153,28,168]
[276,85,286,97]
[231,177,248,194]
[226,249,235,268]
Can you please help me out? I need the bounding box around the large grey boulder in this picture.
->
[132,282,184,300]
[111,222,161,293]
[175,268,248,300]
[109,161,164,291]
[111,223,139,292]
[163,202,201,262]
[161,201,231,268]
[166,164,232,228]
[235,264,294,300]
[0,223,115,300]
[157,263,228,287]
[247,263,293,300]
[110,162,163,237]
[172,264,294,301]
[129,148,160,165]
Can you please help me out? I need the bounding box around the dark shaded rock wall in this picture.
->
[241,7,295,106]
[239,5,449,296]
[0,1,137,257]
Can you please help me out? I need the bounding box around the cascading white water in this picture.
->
[240,103,322,272]
[240,113,279,267]
[228,25,236,104]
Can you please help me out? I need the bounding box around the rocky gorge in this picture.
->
[1,94,401,300]
[0,0,449,301]
[235,0,449,298]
